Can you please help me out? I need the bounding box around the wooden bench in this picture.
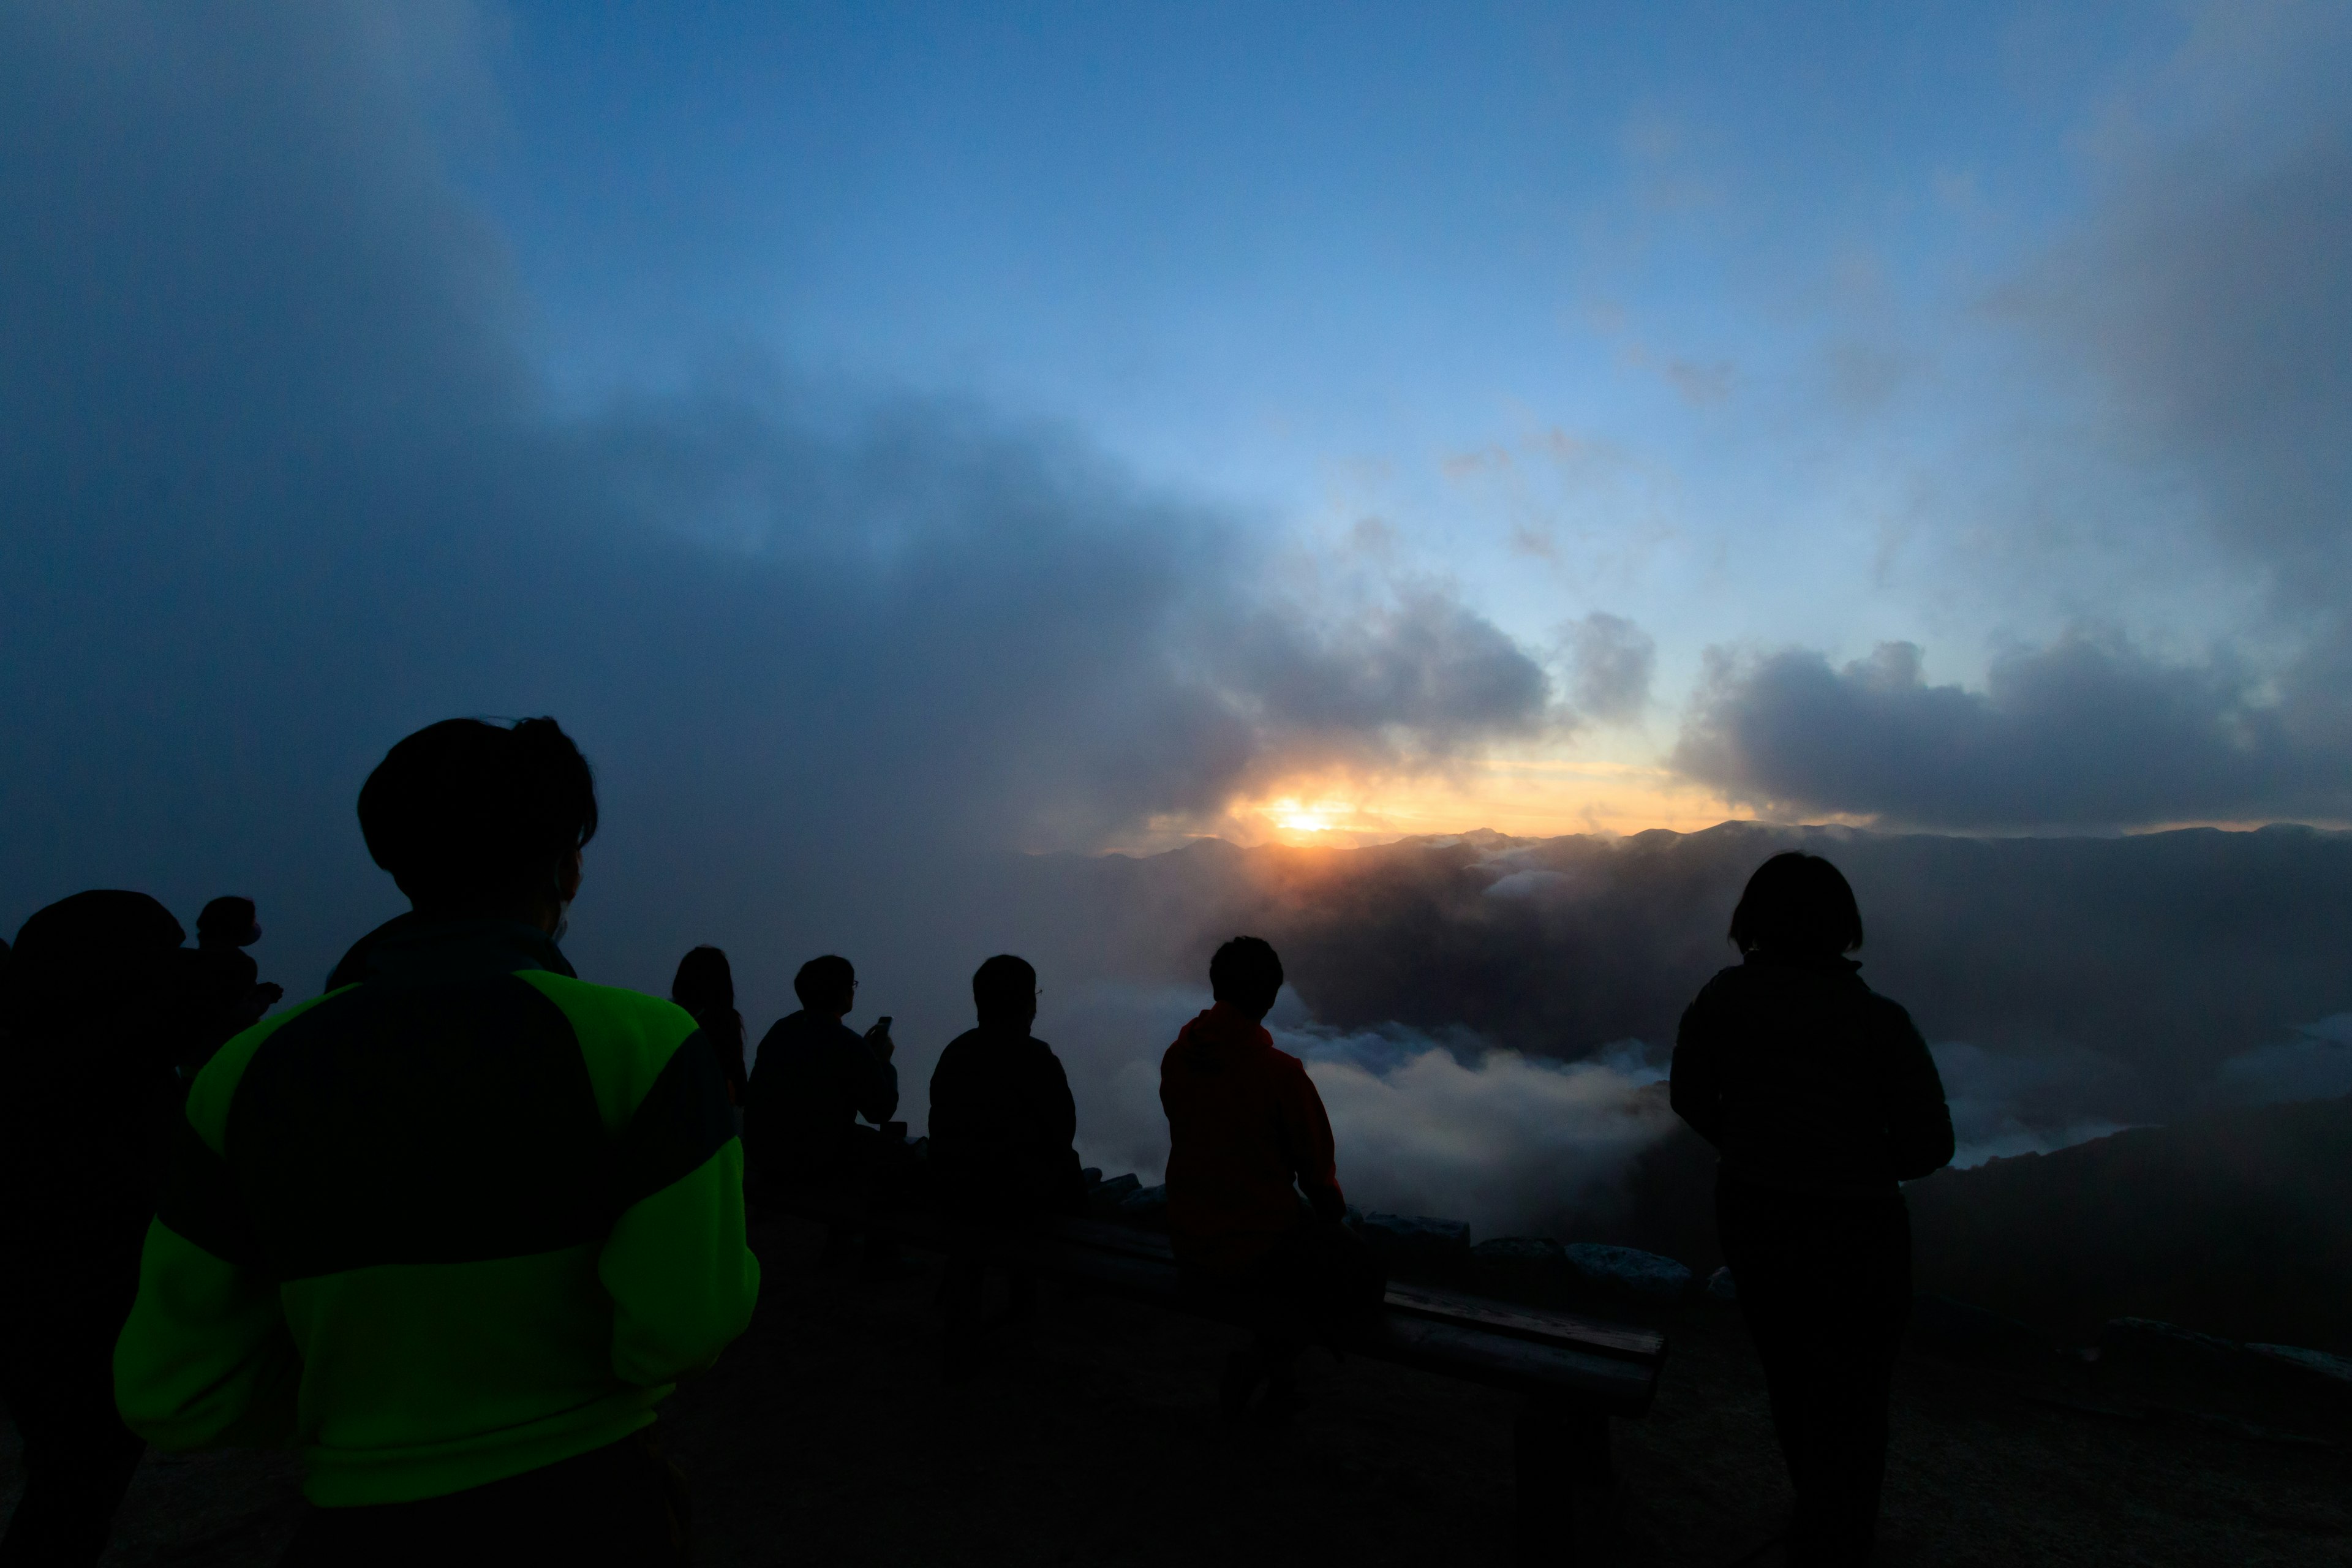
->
[769,1191,1668,1565]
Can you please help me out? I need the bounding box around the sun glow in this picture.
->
[1112,750,1747,853]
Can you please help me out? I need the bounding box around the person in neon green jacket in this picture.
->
[115,717,760,1564]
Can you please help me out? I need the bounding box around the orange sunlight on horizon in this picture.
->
[1114,754,1750,853]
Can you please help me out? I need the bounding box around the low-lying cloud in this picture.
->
[1672,635,2348,830]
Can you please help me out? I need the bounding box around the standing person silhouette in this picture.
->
[1671,851,1953,1567]
[1160,937,1384,1419]
[114,717,760,1567]
[181,895,284,1078]
[0,892,189,1567]
[929,955,1085,1374]
[743,956,900,1263]
[671,945,748,1108]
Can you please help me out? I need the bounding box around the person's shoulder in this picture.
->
[1858,986,1923,1036]
[935,1027,986,1062]
[518,971,699,1049]
[183,987,356,1148]
[1262,1036,1311,1077]
[756,1008,815,1046]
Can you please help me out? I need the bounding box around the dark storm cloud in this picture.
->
[1669,635,2351,830]
[0,2,1555,1009]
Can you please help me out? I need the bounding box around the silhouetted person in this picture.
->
[180,895,284,1076]
[930,956,1084,1216]
[1671,851,1954,1568]
[743,955,899,1205]
[115,717,760,1567]
[0,891,189,1567]
[1161,937,1384,1418]
[671,944,748,1107]
[930,956,1084,1370]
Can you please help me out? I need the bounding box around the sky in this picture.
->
[2,1,2349,1229]
[5,1,2345,873]
[448,0,2352,842]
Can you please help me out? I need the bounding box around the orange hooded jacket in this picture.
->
[1159,1002,1344,1272]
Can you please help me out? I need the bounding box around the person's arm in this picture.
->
[1669,982,1729,1148]
[115,1048,304,1451]
[1872,997,1956,1181]
[598,1023,761,1384]
[1276,1060,1346,1223]
[1035,1042,1077,1153]
[854,1035,900,1127]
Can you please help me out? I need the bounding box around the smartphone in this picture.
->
[873,1016,893,1034]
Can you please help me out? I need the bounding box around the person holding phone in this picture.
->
[743,955,900,1261]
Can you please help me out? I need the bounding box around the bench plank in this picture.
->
[1383,1284,1665,1363]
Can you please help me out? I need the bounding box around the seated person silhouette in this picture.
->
[929,955,1084,1370]
[744,955,900,1256]
[181,895,284,1077]
[1160,937,1384,1419]
[1672,850,1953,1568]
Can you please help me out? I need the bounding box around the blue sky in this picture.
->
[394,0,2348,837]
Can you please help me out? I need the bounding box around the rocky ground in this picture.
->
[6,1213,2348,1567]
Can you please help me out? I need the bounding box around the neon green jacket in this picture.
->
[114,919,760,1506]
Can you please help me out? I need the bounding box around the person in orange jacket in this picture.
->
[1159,937,1383,1417]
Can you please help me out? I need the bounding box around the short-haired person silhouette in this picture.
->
[1671,851,1954,1568]
[1160,937,1384,1418]
[929,956,1085,1373]
[743,955,900,1263]
[115,717,760,1567]
[671,945,748,1107]
[0,891,190,1567]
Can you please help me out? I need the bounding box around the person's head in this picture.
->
[1728,851,1865,958]
[357,717,598,929]
[794,954,856,1019]
[197,895,260,949]
[972,954,1037,1031]
[671,945,734,1017]
[8,890,187,1049]
[1208,935,1284,1020]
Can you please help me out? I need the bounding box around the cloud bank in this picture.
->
[0,1,1558,1005]
[1664,9,2352,831]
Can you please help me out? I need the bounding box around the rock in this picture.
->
[1360,1213,1472,1280]
[1471,1237,1567,1303]
[1563,1243,1693,1305]
[1085,1172,1141,1219]
[1909,1294,2052,1363]
[1706,1266,1736,1302]
[2244,1344,2352,1402]
[1118,1183,1169,1231]
[2099,1316,2242,1370]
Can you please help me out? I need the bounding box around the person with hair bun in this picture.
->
[1672,850,1954,1568]
[115,717,758,1567]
